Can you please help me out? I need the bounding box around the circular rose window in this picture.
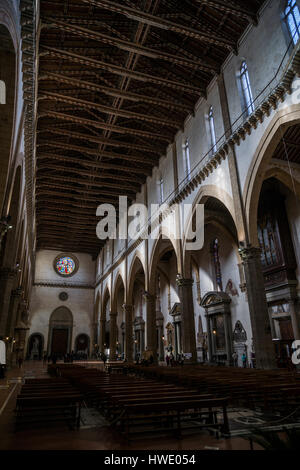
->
[54,254,79,277]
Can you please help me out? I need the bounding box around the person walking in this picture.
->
[242,352,247,368]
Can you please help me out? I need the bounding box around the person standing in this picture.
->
[165,354,170,366]
[18,356,23,368]
[232,352,238,367]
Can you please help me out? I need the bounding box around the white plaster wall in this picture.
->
[28,250,95,353]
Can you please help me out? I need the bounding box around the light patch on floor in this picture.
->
[80,408,109,429]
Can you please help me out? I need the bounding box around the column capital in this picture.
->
[122,303,133,313]
[176,275,194,287]
[142,291,155,303]
[239,245,261,262]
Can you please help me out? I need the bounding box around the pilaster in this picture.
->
[176,276,197,362]
[240,246,276,369]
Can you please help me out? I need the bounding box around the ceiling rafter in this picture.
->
[37,141,158,165]
[38,110,172,141]
[40,46,205,94]
[79,0,237,50]
[36,181,134,198]
[37,152,152,176]
[197,0,258,24]
[38,90,182,127]
[37,163,145,184]
[41,18,217,73]
[38,72,193,112]
[37,174,139,192]
[37,128,164,154]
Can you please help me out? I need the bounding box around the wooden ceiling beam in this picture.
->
[37,174,139,192]
[37,110,172,142]
[37,234,99,243]
[37,127,164,155]
[37,210,98,221]
[36,229,101,241]
[37,152,152,176]
[42,18,217,73]
[197,0,258,24]
[37,141,157,165]
[37,163,145,184]
[36,181,134,198]
[37,218,97,230]
[40,46,205,95]
[36,200,100,211]
[38,140,157,165]
[38,72,193,113]
[79,0,236,50]
[36,188,124,204]
[38,91,182,128]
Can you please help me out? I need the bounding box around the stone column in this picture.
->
[224,312,233,366]
[176,276,197,362]
[109,312,117,360]
[5,288,23,366]
[99,318,106,353]
[143,292,157,362]
[205,314,213,362]
[0,268,17,337]
[240,246,276,369]
[123,304,133,363]
[6,287,23,337]
[289,300,300,341]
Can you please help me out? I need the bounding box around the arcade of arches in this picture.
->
[2,0,300,376]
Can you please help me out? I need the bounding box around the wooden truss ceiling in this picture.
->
[36,0,265,257]
[273,124,300,164]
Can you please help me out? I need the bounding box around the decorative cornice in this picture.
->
[34,281,94,289]
[20,0,36,275]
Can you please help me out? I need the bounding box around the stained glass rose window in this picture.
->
[54,254,78,277]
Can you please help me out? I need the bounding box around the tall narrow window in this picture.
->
[183,139,191,181]
[285,0,300,44]
[211,238,223,291]
[208,106,217,154]
[240,61,254,115]
[159,176,164,204]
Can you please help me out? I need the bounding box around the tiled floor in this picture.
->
[0,361,262,450]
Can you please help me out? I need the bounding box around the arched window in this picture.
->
[240,61,254,116]
[159,176,164,204]
[183,139,191,181]
[208,106,217,154]
[211,238,223,291]
[285,0,300,44]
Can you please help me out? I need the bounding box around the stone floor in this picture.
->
[0,361,265,450]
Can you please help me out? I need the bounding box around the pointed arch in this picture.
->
[149,234,179,295]
[112,271,125,312]
[102,284,111,318]
[128,252,146,304]
[182,185,238,278]
[243,104,300,245]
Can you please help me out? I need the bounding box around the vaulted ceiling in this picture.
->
[36,0,265,258]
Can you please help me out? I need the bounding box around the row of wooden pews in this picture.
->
[53,364,230,441]
[15,376,84,432]
[127,365,300,415]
